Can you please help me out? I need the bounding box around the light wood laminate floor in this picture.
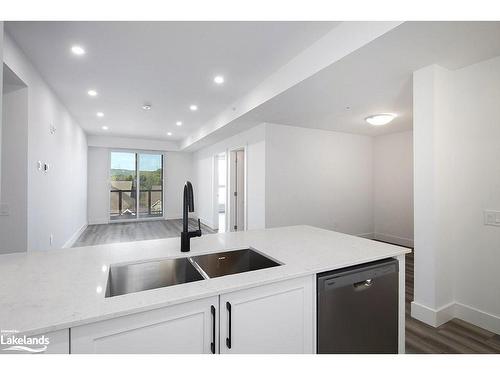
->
[73,219,215,247]
[73,223,499,353]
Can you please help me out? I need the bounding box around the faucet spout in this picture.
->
[181,181,202,252]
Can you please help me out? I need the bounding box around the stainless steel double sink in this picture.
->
[105,248,282,298]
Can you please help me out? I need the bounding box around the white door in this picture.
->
[219,276,314,354]
[71,296,218,354]
[229,149,245,231]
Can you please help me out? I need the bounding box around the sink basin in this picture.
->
[191,248,281,278]
[105,248,282,297]
[105,257,204,297]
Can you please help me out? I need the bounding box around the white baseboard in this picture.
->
[411,300,500,335]
[88,218,108,225]
[356,232,374,239]
[164,215,182,220]
[62,223,88,248]
[373,232,414,248]
[411,301,455,327]
[454,302,500,335]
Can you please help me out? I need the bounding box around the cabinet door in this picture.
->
[219,276,314,354]
[71,296,218,354]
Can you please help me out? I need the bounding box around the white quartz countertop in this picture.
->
[0,225,410,335]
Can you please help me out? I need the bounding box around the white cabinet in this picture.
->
[71,296,218,354]
[70,276,313,354]
[42,329,70,354]
[219,276,314,354]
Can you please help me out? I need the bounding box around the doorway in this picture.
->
[109,151,164,221]
[228,148,246,231]
[214,153,227,233]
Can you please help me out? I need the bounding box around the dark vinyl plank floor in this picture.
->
[73,219,215,247]
[404,251,500,354]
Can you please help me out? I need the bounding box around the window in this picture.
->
[110,151,163,220]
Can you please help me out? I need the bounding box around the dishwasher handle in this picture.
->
[353,278,373,291]
[319,258,398,292]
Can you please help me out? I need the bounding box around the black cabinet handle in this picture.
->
[226,301,232,349]
[210,305,216,354]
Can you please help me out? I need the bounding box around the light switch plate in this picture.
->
[484,210,500,226]
[0,203,10,216]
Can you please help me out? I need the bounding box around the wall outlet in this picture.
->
[0,203,10,216]
[484,210,500,226]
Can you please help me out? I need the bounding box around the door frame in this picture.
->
[212,152,228,232]
[227,145,248,232]
[108,149,166,223]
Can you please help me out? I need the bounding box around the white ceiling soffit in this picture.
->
[181,21,402,150]
[5,21,338,145]
[187,21,500,148]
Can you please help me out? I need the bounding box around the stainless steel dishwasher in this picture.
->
[317,258,399,354]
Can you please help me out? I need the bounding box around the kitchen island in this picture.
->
[0,225,410,354]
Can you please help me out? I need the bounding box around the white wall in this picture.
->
[0,22,4,197]
[87,135,178,151]
[413,58,500,334]
[265,123,373,235]
[0,84,28,254]
[87,147,193,224]
[163,151,193,219]
[3,34,88,251]
[192,124,266,229]
[373,131,414,247]
[87,147,110,224]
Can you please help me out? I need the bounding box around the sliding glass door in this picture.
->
[110,151,163,221]
[138,153,163,218]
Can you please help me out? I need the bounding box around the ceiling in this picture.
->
[5,21,337,140]
[5,21,500,150]
[241,21,500,137]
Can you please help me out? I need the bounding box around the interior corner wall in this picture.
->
[373,131,414,247]
[413,58,500,334]
[265,123,373,236]
[3,33,88,251]
[192,124,266,230]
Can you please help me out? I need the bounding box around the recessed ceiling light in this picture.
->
[214,75,225,85]
[176,121,182,126]
[189,104,198,111]
[167,132,172,136]
[71,45,85,55]
[87,89,98,97]
[142,104,152,110]
[96,112,104,118]
[365,113,396,126]
[101,126,109,130]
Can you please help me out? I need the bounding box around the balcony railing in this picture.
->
[110,189,163,218]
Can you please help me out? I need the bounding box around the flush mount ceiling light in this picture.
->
[87,89,98,97]
[189,104,198,111]
[142,104,152,111]
[365,113,396,126]
[167,132,172,136]
[176,121,182,126]
[214,75,225,85]
[71,45,86,55]
[101,126,109,130]
[96,112,104,118]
